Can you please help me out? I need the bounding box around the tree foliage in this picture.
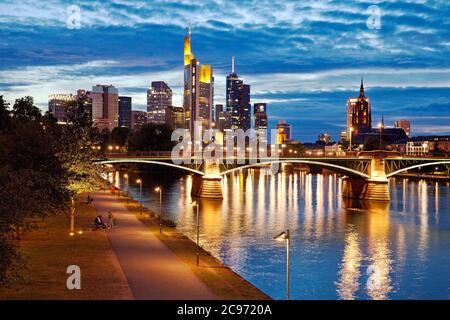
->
[129,123,175,151]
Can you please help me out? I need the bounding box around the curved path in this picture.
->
[91,191,217,300]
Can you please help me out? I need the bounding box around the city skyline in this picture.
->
[1,1,450,141]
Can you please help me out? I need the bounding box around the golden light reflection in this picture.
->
[337,228,362,300]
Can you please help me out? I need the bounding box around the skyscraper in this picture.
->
[183,27,213,135]
[346,78,371,140]
[118,96,132,128]
[131,110,147,131]
[254,103,268,143]
[147,81,172,112]
[395,119,411,137]
[226,56,251,131]
[48,94,76,124]
[91,84,119,131]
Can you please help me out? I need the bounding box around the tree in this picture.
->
[129,123,175,151]
[110,127,130,147]
[11,96,41,123]
[0,95,11,132]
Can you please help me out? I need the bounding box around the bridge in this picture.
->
[96,151,450,202]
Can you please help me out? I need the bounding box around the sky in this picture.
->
[1,0,450,141]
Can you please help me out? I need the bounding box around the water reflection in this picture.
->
[116,168,449,300]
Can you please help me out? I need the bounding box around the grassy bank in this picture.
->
[122,196,271,300]
[0,193,133,299]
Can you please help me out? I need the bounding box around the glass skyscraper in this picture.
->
[226,57,251,131]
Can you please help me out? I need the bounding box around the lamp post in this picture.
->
[274,229,291,300]
[155,187,162,233]
[124,174,129,204]
[349,127,354,152]
[191,201,200,266]
[378,123,384,150]
[136,179,142,215]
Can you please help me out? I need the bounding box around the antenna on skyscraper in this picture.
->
[232,55,235,74]
[188,22,192,35]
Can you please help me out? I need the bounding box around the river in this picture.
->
[108,168,450,300]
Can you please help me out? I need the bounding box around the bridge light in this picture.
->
[115,146,119,150]
[108,145,113,150]
[97,146,101,150]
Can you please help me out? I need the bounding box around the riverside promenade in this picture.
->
[92,191,217,300]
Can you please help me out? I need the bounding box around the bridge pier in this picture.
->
[191,160,223,199]
[343,158,390,202]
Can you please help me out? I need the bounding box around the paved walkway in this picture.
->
[91,191,217,300]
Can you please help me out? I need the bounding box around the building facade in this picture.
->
[91,84,119,131]
[118,96,132,128]
[131,110,147,131]
[147,81,172,113]
[226,57,251,132]
[254,103,268,143]
[395,119,411,137]
[48,94,76,124]
[276,120,292,145]
[183,28,213,135]
[346,78,371,140]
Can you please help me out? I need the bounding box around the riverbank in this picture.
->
[0,193,133,299]
[118,192,271,300]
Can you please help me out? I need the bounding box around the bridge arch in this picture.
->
[94,159,205,176]
[386,161,450,178]
[220,160,370,179]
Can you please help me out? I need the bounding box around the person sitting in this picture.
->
[94,215,107,229]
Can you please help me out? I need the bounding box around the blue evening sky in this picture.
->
[1,0,449,141]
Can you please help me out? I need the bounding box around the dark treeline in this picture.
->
[0,95,109,285]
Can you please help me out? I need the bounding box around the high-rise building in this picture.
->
[168,106,185,129]
[118,96,132,128]
[199,64,214,128]
[91,84,119,131]
[183,27,214,135]
[395,119,411,137]
[346,78,371,140]
[226,56,251,131]
[131,110,147,131]
[147,81,172,112]
[276,120,292,145]
[254,103,268,143]
[48,94,76,124]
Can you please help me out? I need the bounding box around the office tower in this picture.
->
[131,110,147,131]
[183,27,214,135]
[91,84,119,131]
[48,94,76,124]
[254,103,268,143]
[118,96,132,128]
[346,78,371,140]
[215,104,223,128]
[276,120,292,145]
[199,64,214,128]
[168,106,185,129]
[226,56,251,131]
[395,119,411,137]
[147,81,172,112]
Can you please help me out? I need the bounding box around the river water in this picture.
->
[109,168,450,300]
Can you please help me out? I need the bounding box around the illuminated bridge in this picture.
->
[95,152,450,202]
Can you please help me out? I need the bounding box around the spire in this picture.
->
[188,22,191,36]
[381,115,384,128]
[232,55,235,74]
[360,77,365,97]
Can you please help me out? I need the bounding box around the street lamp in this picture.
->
[349,127,354,152]
[274,229,291,300]
[191,201,200,266]
[124,174,129,204]
[155,186,162,233]
[136,179,142,215]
